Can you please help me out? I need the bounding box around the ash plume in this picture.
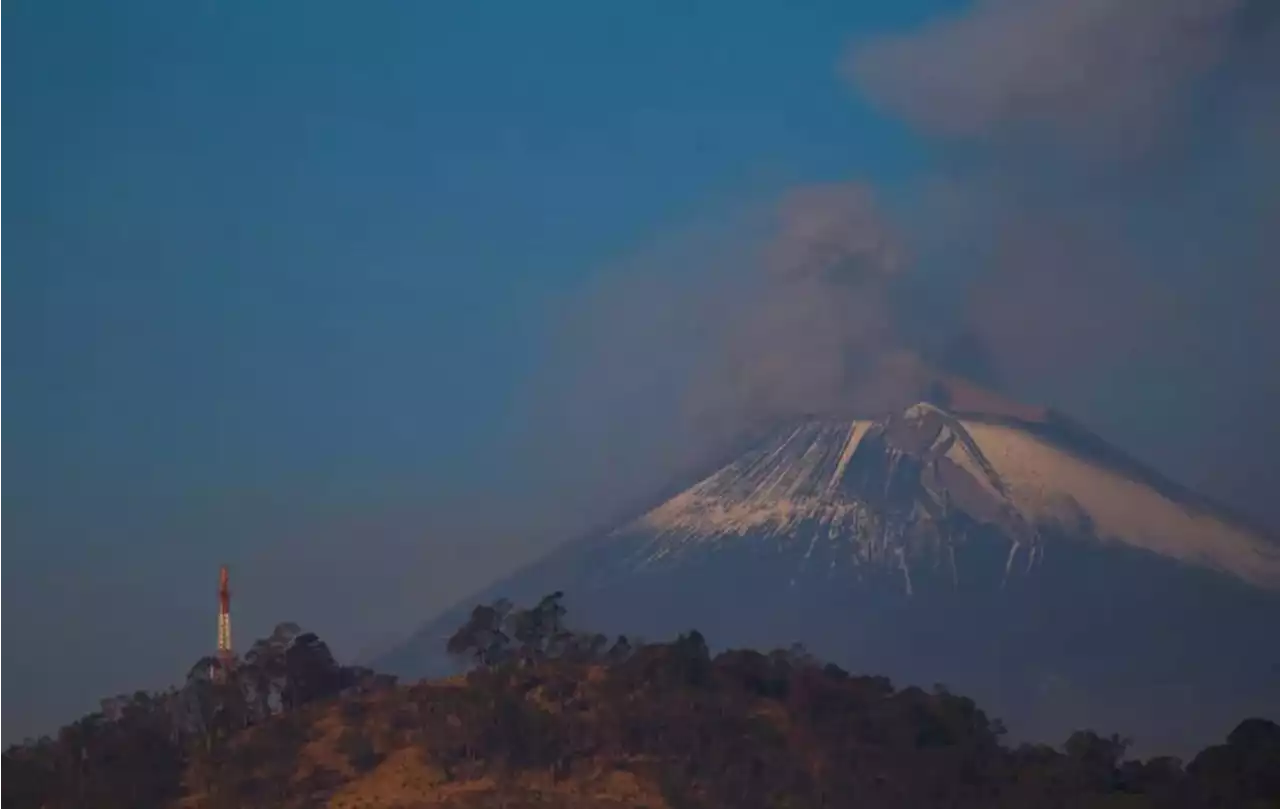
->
[503,0,1280,545]
[842,0,1280,524]
[842,0,1279,391]
[493,187,922,553]
[701,183,921,422]
[846,0,1250,160]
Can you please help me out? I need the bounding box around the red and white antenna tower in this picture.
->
[217,564,233,667]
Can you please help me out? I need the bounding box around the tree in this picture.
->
[1225,717,1280,752]
[561,631,610,663]
[1064,730,1130,792]
[1186,718,1280,806]
[607,635,634,663]
[508,591,569,664]
[183,656,237,751]
[669,630,712,686]
[447,600,514,667]
[241,621,304,720]
[282,632,343,709]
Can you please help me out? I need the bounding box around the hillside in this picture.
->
[5,594,1279,809]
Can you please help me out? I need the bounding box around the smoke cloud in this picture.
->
[842,0,1280,523]
[844,0,1279,390]
[490,186,922,555]
[519,0,1280,533]
[699,183,921,422]
[847,0,1247,160]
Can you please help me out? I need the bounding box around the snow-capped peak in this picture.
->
[629,401,1280,590]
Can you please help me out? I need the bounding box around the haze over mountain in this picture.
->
[379,374,1280,757]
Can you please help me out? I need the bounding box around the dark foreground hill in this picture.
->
[5,594,1279,809]
[378,391,1280,756]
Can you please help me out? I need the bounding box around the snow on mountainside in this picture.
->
[626,401,1280,590]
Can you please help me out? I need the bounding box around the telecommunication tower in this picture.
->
[216,564,234,671]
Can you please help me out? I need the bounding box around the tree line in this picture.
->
[440,591,1280,809]
[4,592,1279,809]
[2,621,391,809]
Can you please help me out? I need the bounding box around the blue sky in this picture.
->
[5,0,961,739]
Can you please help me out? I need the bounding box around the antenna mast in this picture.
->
[217,565,233,667]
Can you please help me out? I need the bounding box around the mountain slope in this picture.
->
[629,404,1279,589]
[379,393,1280,755]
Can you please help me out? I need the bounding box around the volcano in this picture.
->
[379,380,1280,755]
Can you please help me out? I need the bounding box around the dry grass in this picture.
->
[176,676,669,809]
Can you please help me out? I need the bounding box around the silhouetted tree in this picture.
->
[446,600,514,666]
[282,631,344,708]
[241,621,300,719]
[8,599,1280,809]
[1185,717,1280,807]
[606,634,634,663]
[504,590,570,665]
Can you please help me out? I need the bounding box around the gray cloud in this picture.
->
[489,185,928,558]
[769,183,904,285]
[705,183,918,421]
[842,0,1280,525]
[847,0,1246,161]
[513,0,1280,534]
